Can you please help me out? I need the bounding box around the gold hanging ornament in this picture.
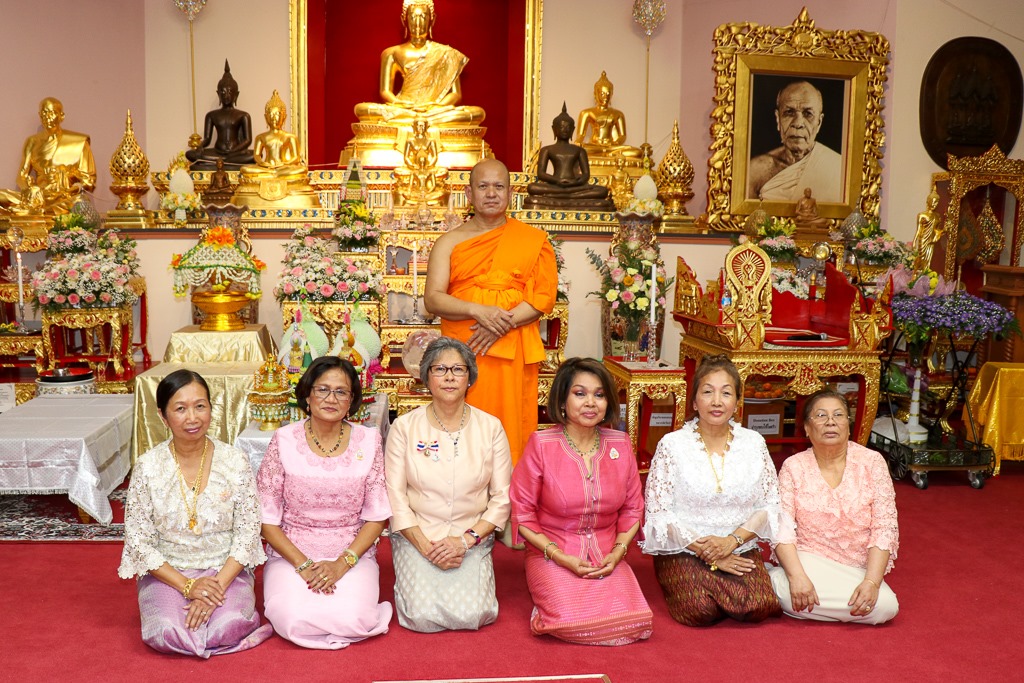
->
[172,0,210,150]
[632,0,667,148]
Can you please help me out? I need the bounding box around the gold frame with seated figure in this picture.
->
[288,0,544,174]
[700,9,890,233]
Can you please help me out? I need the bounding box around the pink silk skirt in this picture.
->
[525,553,653,646]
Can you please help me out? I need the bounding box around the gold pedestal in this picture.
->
[104,208,154,230]
[231,175,322,210]
[192,292,250,331]
[339,122,491,169]
[0,215,49,252]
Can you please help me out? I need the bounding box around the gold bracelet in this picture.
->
[612,542,629,557]
[864,578,880,588]
[543,541,559,561]
[182,577,196,599]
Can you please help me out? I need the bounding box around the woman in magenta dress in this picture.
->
[510,357,652,645]
[256,357,392,649]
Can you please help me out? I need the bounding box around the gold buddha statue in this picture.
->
[394,118,449,206]
[0,97,96,218]
[340,0,489,169]
[912,188,942,273]
[576,72,642,163]
[232,90,320,209]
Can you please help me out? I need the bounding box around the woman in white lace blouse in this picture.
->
[118,370,272,657]
[643,355,788,626]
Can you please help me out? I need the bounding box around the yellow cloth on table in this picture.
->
[162,324,277,363]
[966,362,1024,475]
[133,361,263,462]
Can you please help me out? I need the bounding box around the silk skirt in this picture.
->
[391,533,498,632]
[136,568,273,658]
[768,550,899,624]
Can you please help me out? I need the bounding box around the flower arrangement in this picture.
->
[275,224,386,303]
[548,233,571,301]
[846,220,912,266]
[170,226,266,297]
[31,215,141,311]
[752,216,797,262]
[0,321,24,334]
[587,240,673,338]
[333,199,380,251]
[161,152,202,217]
[771,267,810,299]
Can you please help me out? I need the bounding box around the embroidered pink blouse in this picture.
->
[775,442,899,573]
[510,428,644,565]
[256,420,391,562]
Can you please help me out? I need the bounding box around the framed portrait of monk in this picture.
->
[702,9,890,232]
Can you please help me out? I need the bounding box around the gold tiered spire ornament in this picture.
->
[655,120,695,232]
[106,110,153,229]
[340,0,491,169]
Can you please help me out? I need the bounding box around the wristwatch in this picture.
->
[342,548,359,568]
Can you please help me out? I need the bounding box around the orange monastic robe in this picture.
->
[440,218,557,464]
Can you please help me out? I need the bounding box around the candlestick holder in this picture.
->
[5,226,26,321]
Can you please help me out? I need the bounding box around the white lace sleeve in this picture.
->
[641,431,703,554]
[118,453,168,579]
[224,444,267,569]
[739,437,793,544]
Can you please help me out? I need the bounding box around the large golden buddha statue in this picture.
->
[340,0,490,169]
[232,90,320,209]
[575,72,642,164]
[0,97,96,218]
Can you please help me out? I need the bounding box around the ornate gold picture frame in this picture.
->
[702,10,890,232]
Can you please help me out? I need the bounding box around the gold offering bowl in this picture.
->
[192,291,250,331]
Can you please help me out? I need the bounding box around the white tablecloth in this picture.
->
[0,395,134,524]
[235,394,391,474]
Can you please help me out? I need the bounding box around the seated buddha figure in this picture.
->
[0,97,96,218]
[575,71,642,166]
[185,61,255,170]
[232,90,320,209]
[524,104,615,211]
[793,187,829,230]
[343,0,488,168]
[393,118,449,206]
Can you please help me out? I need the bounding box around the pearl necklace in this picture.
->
[307,420,345,456]
[170,437,208,535]
[696,424,733,494]
[431,403,467,458]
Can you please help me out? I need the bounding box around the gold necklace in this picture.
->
[696,424,732,494]
[170,437,208,535]
[307,420,345,456]
[563,426,601,457]
[431,403,467,458]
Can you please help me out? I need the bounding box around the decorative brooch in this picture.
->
[417,440,440,462]
[609,447,620,460]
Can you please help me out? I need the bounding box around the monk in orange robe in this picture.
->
[425,159,558,463]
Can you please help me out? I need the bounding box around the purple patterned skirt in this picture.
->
[136,568,273,658]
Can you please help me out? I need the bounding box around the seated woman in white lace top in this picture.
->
[642,355,788,626]
[768,389,899,624]
[118,369,272,657]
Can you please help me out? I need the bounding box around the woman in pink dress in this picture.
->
[769,389,899,624]
[256,357,393,648]
[510,357,653,645]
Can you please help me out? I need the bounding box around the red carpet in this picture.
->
[2,463,1021,683]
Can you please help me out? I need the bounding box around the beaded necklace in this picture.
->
[563,426,601,457]
[431,403,467,458]
[170,437,208,535]
[696,424,733,494]
[307,420,345,456]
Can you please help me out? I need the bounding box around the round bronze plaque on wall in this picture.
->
[920,37,1023,169]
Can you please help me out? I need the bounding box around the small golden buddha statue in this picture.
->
[340,0,490,169]
[912,188,942,273]
[0,97,96,218]
[394,118,449,206]
[576,72,642,164]
[794,187,829,230]
[232,90,320,209]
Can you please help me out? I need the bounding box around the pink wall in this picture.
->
[0,0,147,214]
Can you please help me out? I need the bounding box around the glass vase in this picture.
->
[623,317,642,363]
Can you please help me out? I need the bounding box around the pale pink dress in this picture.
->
[510,427,653,645]
[256,420,393,649]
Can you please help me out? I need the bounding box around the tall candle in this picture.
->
[16,251,24,310]
[649,262,657,329]
[412,241,419,306]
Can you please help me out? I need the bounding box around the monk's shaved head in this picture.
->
[469,158,509,186]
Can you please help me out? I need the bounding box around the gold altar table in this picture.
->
[42,304,134,377]
[603,357,687,473]
[133,361,263,460]
[163,324,277,364]
[966,362,1024,475]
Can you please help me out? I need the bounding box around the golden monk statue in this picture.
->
[341,0,490,169]
[232,90,319,209]
[394,118,449,206]
[576,72,642,162]
[0,97,96,217]
[794,187,829,230]
[912,189,942,272]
